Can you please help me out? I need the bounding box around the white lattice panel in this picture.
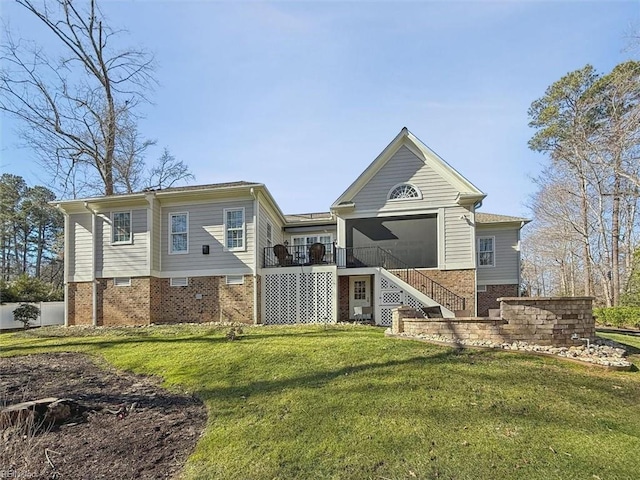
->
[380,277,393,289]
[376,272,436,326]
[263,269,336,324]
[405,294,426,310]
[379,307,394,327]
[381,291,402,305]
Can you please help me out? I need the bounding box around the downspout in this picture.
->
[56,205,70,327]
[250,188,259,324]
[84,202,98,327]
[518,221,524,297]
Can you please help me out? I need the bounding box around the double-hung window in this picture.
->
[225,208,245,251]
[170,213,188,254]
[112,211,132,244]
[478,237,495,267]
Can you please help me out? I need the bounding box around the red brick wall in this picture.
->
[67,282,93,325]
[338,276,349,320]
[414,269,476,315]
[477,284,518,317]
[99,277,152,326]
[68,275,255,326]
[159,275,254,324]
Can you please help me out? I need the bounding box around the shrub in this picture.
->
[593,306,640,329]
[13,303,41,329]
[0,275,63,303]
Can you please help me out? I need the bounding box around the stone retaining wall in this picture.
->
[392,297,595,346]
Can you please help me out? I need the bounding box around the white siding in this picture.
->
[258,202,284,267]
[69,213,93,281]
[476,227,520,284]
[351,146,459,213]
[443,206,474,269]
[97,209,149,278]
[152,197,161,272]
[161,199,255,273]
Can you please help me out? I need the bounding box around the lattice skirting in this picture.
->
[263,270,337,324]
[378,273,430,327]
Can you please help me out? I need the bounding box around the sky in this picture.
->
[1,0,638,218]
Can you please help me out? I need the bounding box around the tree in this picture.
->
[527,62,640,306]
[0,174,62,281]
[0,0,156,196]
[146,148,195,190]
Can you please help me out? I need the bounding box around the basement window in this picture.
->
[477,284,487,292]
[170,277,189,287]
[114,277,131,287]
[226,275,244,285]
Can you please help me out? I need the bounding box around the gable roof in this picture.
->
[476,212,530,226]
[331,127,486,209]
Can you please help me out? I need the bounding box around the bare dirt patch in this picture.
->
[0,352,206,479]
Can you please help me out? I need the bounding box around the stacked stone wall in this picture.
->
[392,297,595,347]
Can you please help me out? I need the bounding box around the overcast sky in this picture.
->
[1,0,638,217]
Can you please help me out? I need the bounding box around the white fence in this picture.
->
[0,302,64,330]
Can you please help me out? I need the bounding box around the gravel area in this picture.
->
[388,331,632,368]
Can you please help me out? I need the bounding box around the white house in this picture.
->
[55,128,528,327]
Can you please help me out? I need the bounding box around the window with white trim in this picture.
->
[114,277,131,287]
[170,213,188,254]
[112,211,132,244]
[477,284,487,292]
[478,237,495,267]
[170,277,188,287]
[224,208,245,251]
[388,183,422,200]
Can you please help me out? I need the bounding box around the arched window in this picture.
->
[388,183,422,201]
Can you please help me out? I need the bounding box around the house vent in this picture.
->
[170,277,188,287]
[226,275,244,285]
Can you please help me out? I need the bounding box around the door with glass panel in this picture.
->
[291,235,332,264]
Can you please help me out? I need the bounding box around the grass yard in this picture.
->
[2,324,640,480]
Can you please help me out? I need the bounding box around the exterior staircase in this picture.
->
[337,246,467,313]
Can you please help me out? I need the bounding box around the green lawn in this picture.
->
[2,324,640,480]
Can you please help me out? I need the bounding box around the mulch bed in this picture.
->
[0,353,207,479]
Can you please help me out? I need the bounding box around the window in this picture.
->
[170,213,188,254]
[112,211,132,244]
[266,222,273,249]
[226,275,244,285]
[388,183,422,200]
[170,277,188,287]
[354,280,367,300]
[477,284,487,292]
[114,277,131,287]
[478,237,495,267]
[224,208,245,251]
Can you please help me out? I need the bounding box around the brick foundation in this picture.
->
[67,282,94,326]
[99,277,153,326]
[158,275,254,324]
[338,277,349,320]
[67,275,256,326]
[392,297,595,347]
[477,284,519,317]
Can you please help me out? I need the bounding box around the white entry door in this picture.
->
[349,276,371,320]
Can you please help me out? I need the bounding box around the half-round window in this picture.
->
[388,183,422,201]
